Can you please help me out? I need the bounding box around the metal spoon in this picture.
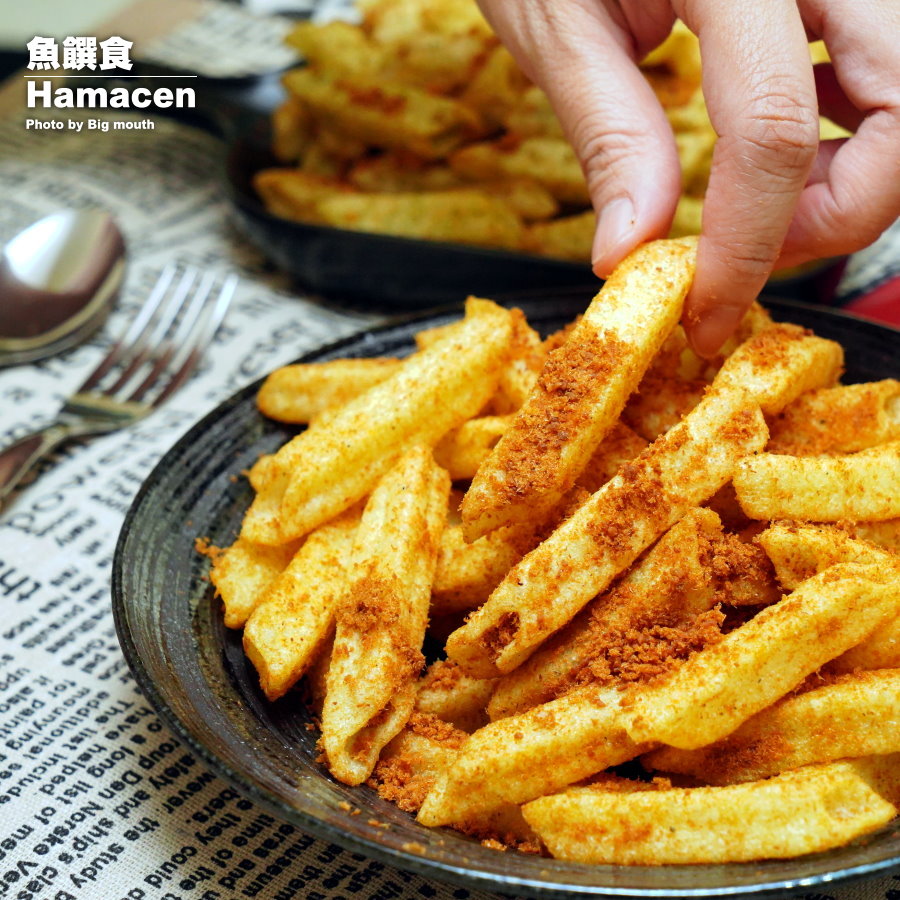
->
[0,209,126,367]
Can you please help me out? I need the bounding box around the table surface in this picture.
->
[0,5,898,900]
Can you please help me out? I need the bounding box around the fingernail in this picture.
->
[688,306,747,359]
[591,197,635,278]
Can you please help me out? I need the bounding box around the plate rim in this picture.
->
[112,295,900,899]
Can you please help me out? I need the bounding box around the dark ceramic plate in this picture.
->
[224,120,597,309]
[112,295,900,899]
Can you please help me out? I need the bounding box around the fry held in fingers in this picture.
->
[461,237,697,541]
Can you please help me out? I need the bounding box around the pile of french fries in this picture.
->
[203,237,900,865]
[253,0,714,260]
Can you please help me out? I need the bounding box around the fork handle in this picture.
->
[0,425,72,510]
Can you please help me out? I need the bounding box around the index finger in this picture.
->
[679,0,819,356]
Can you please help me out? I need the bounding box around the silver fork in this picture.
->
[0,264,237,510]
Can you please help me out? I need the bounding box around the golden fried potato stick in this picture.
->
[767,379,900,455]
[842,519,900,553]
[713,323,844,415]
[321,446,449,785]
[460,46,530,129]
[253,169,352,222]
[432,424,647,615]
[417,684,648,827]
[271,97,312,164]
[644,669,900,784]
[257,358,400,424]
[285,20,385,78]
[487,507,723,721]
[413,660,495,733]
[626,561,900,750]
[491,308,546,413]
[206,537,300,629]
[242,508,360,701]
[757,522,900,671]
[521,210,594,262]
[242,297,511,545]
[282,69,483,160]
[461,237,697,541]
[447,386,767,677]
[449,136,590,205]
[522,761,897,865]
[734,440,900,522]
[433,416,511,480]
[311,189,525,250]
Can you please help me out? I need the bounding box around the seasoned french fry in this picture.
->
[521,210,595,263]
[433,416,511,480]
[242,297,511,545]
[574,421,648,493]
[767,379,900,455]
[462,237,697,540]
[522,762,897,865]
[854,753,900,807]
[285,20,385,78]
[449,136,590,205]
[489,308,546,414]
[626,562,900,750]
[460,46,530,129]
[487,508,723,720]
[448,386,768,677]
[417,684,647,827]
[206,537,300,629]
[734,440,900,522]
[257,358,400,424]
[271,97,312,163]
[312,189,524,249]
[714,323,844,415]
[282,69,483,160]
[368,712,467,812]
[643,669,900,784]
[253,169,351,222]
[431,521,534,615]
[414,660,494,732]
[623,377,707,441]
[347,152,463,192]
[757,523,900,671]
[242,508,360,701]
[842,518,900,553]
[321,445,449,785]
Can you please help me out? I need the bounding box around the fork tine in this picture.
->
[104,267,198,396]
[77,264,177,393]
[126,270,217,404]
[149,273,238,409]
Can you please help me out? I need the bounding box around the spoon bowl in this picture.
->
[0,208,126,366]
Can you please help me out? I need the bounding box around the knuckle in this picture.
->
[734,85,820,175]
[573,119,654,196]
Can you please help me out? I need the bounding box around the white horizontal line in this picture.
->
[23,74,198,78]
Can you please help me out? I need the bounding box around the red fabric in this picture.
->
[844,275,900,328]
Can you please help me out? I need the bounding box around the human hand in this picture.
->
[476,0,900,356]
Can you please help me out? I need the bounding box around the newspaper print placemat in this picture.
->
[0,105,898,900]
